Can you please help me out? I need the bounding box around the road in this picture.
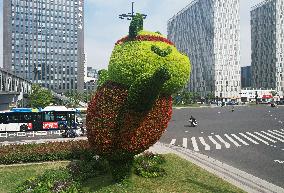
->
[160,105,284,188]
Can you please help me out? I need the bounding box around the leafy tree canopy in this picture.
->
[28,84,54,108]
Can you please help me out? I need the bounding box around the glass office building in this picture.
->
[167,0,241,100]
[3,0,85,92]
[251,0,284,96]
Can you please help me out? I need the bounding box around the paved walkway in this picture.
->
[148,142,284,193]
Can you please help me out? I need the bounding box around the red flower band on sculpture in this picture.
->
[115,35,174,46]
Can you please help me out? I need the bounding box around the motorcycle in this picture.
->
[189,117,198,127]
[62,128,78,138]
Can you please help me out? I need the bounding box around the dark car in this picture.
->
[226,101,238,105]
[276,100,284,105]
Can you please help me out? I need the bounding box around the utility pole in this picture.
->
[119,2,147,20]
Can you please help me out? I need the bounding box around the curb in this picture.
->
[148,142,284,193]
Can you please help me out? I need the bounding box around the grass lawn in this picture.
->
[0,154,246,193]
[0,162,69,193]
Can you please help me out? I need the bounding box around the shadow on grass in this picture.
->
[186,178,239,193]
[81,173,116,192]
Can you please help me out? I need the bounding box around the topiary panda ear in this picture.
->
[129,13,144,39]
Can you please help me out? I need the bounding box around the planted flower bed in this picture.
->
[0,140,90,165]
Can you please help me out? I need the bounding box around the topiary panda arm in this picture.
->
[126,66,171,112]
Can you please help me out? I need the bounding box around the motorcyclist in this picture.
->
[189,115,197,127]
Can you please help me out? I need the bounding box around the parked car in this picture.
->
[226,101,238,105]
[276,100,284,105]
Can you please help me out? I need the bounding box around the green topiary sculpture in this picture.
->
[86,13,191,182]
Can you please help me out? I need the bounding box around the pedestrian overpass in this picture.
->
[0,68,32,110]
[0,67,87,110]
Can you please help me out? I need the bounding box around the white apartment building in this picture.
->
[251,0,284,96]
[167,0,241,100]
[240,88,276,102]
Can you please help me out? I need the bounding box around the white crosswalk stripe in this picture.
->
[268,130,284,139]
[168,127,284,151]
[182,138,188,148]
[246,132,270,145]
[231,134,249,145]
[199,137,210,151]
[191,137,199,151]
[170,139,176,145]
[273,130,284,135]
[239,133,259,144]
[261,131,284,142]
[216,135,230,148]
[208,136,221,149]
[254,132,277,143]
[225,134,241,147]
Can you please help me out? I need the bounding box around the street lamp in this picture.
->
[118,2,147,21]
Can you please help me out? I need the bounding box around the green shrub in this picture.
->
[16,168,82,193]
[0,140,91,165]
[134,151,166,178]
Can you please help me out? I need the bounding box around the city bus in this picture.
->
[0,107,82,132]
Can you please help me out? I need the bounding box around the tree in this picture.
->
[28,84,54,108]
[206,92,215,103]
[270,91,277,97]
[64,91,83,108]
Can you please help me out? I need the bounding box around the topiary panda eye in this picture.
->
[151,45,172,57]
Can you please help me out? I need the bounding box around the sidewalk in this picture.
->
[148,142,284,193]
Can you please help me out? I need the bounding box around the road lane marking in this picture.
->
[231,134,249,145]
[225,134,241,147]
[254,132,277,143]
[191,137,199,151]
[170,139,176,145]
[208,136,221,149]
[246,132,270,145]
[182,138,188,148]
[261,131,284,142]
[199,137,210,150]
[0,133,8,138]
[8,133,16,137]
[267,130,284,139]
[274,160,284,164]
[273,130,284,135]
[216,135,230,148]
[239,133,259,144]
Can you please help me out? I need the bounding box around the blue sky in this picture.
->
[1,0,263,70]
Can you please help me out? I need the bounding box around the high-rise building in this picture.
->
[241,66,252,88]
[3,0,85,92]
[251,0,284,96]
[86,67,98,79]
[167,0,241,100]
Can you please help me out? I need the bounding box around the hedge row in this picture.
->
[0,140,91,165]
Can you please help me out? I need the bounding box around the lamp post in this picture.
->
[119,2,147,20]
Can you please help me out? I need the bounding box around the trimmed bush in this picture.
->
[0,140,91,165]
[87,14,190,182]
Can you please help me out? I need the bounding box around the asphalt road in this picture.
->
[160,105,284,188]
